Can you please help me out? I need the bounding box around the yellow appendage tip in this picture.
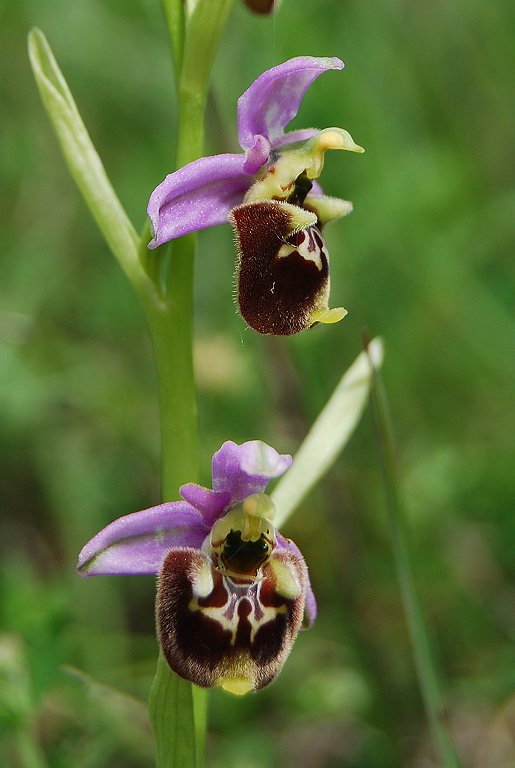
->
[220,677,254,696]
[311,306,348,325]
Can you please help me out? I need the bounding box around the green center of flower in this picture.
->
[244,127,364,205]
[222,529,271,575]
[210,494,277,579]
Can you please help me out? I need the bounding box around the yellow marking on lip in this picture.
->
[268,557,302,600]
[220,676,254,696]
[190,558,214,598]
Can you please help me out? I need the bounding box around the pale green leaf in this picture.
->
[272,338,384,527]
[27,29,148,292]
[65,666,153,761]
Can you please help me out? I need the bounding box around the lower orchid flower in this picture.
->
[77,440,316,695]
[148,56,364,335]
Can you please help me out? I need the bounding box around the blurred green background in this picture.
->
[1,0,514,765]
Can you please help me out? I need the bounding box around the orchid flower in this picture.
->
[148,56,364,335]
[78,440,316,695]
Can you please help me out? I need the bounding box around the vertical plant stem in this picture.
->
[146,249,199,494]
[145,243,201,768]
[147,236,206,768]
[145,4,234,764]
[15,726,50,768]
[161,0,185,77]
[145,190,203,768]
[146,38,208,768]
[366,342,461,768]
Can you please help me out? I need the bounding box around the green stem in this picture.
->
[161,0,185,78]
[144,245,199,494]
[146,3,234,764]
[15,726,49,768]
[366,342,461,767]
[145,202,202,768]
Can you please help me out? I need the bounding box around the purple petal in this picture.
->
[277,533,317,626]
[306,179,324,197]
[242,134,271,174]
[147,153,252,247]
[179,483,232,527]
[77,502,209,576]
[272,128,320,148]
[237,56,344,149]
[211,440,292,502]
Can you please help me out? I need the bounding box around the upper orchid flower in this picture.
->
[77,440,316,695]
[148,56,364,335]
